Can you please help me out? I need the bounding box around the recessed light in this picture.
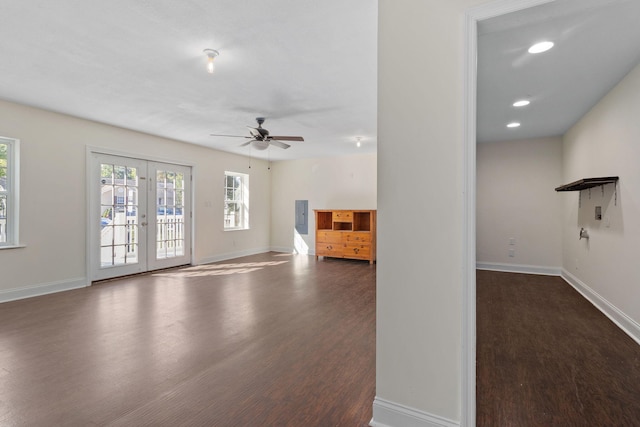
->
[528,41,554,54]
[507,122,521,128]
[513,100,530,107]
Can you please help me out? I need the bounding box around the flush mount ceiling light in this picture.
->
[507,122,521,128]
[513,100,530,107]
[528,41,554,54]
[203,48,219,74]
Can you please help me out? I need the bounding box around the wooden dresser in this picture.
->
[314,209,377,264]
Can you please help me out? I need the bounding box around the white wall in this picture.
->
[562,62,640,328]
[270,153,377,254]
[0,99,271,300]
[377,0,491,423]
[477,137,563,272]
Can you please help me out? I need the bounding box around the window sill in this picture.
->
[224,228,250,232]
[0,244,26,250]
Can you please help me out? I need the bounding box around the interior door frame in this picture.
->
[462,0,556,425]
[86,146,195,282]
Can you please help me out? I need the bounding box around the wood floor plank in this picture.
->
[477,270,640,426]
[0,253,375,426]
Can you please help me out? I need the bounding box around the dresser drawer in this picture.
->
[332,211,353,222]
[343,232,371,243]
[316,243,344,258]
[316,231,343,244]
[344,243,371,259]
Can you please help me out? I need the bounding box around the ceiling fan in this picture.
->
[210,117,304,150]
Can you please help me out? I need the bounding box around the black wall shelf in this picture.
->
[555,176,619,192]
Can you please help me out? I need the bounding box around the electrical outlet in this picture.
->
[509,237,516,245]
[508,248,515,257]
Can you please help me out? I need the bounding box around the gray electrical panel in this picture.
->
[295,200,308,235]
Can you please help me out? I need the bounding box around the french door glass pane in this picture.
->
[100,162,140,267]
[156,169,185,260]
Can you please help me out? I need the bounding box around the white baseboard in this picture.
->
[195,248,273,265]
[476,262,561,276]
[370,398,459,427]
[0,277,88,303]
[270,246,316,256]
[561,269,640,346]
[269,246,294,254]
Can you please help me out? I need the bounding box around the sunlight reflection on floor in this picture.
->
[151,260,290,278]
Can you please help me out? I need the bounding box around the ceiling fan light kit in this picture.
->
[210,117,304,151]
[252,140,270,151]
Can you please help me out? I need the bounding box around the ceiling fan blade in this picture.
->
[210,133,251,138]
[268,136,304,142]
[239,140,254,147]
[269,140,291,149]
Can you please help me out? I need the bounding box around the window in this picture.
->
[0,136,20,247]
[224,171,249,230]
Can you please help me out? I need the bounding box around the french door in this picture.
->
[90,153,191,281]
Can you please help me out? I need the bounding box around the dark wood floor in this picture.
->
[0,252,376,426]
[477,270,640,426]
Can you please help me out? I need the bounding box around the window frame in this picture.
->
[223,171,249,230]
[0,136,20,248]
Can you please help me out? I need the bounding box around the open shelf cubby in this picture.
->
[316,211,333,230]
[353,212,371,232]
[333,222,353,231]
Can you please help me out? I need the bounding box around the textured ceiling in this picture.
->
[0,0,377,161]
[478,0,640,143]
[1,1,639,158]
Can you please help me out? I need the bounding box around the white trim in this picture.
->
[269,246,316,256]
[476,262,561,276]
[85,145,196,168]
[269,246,294,253]
[466,0,554,19]
[86,148,94,286]
[561,270,640,346]
[0,136,21,247]
[462,1,556,425]
[195,247,271,265]
[461,10,477,427]
[0,244,26,250]
[371,398,459,427]
[0,277,88,303]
